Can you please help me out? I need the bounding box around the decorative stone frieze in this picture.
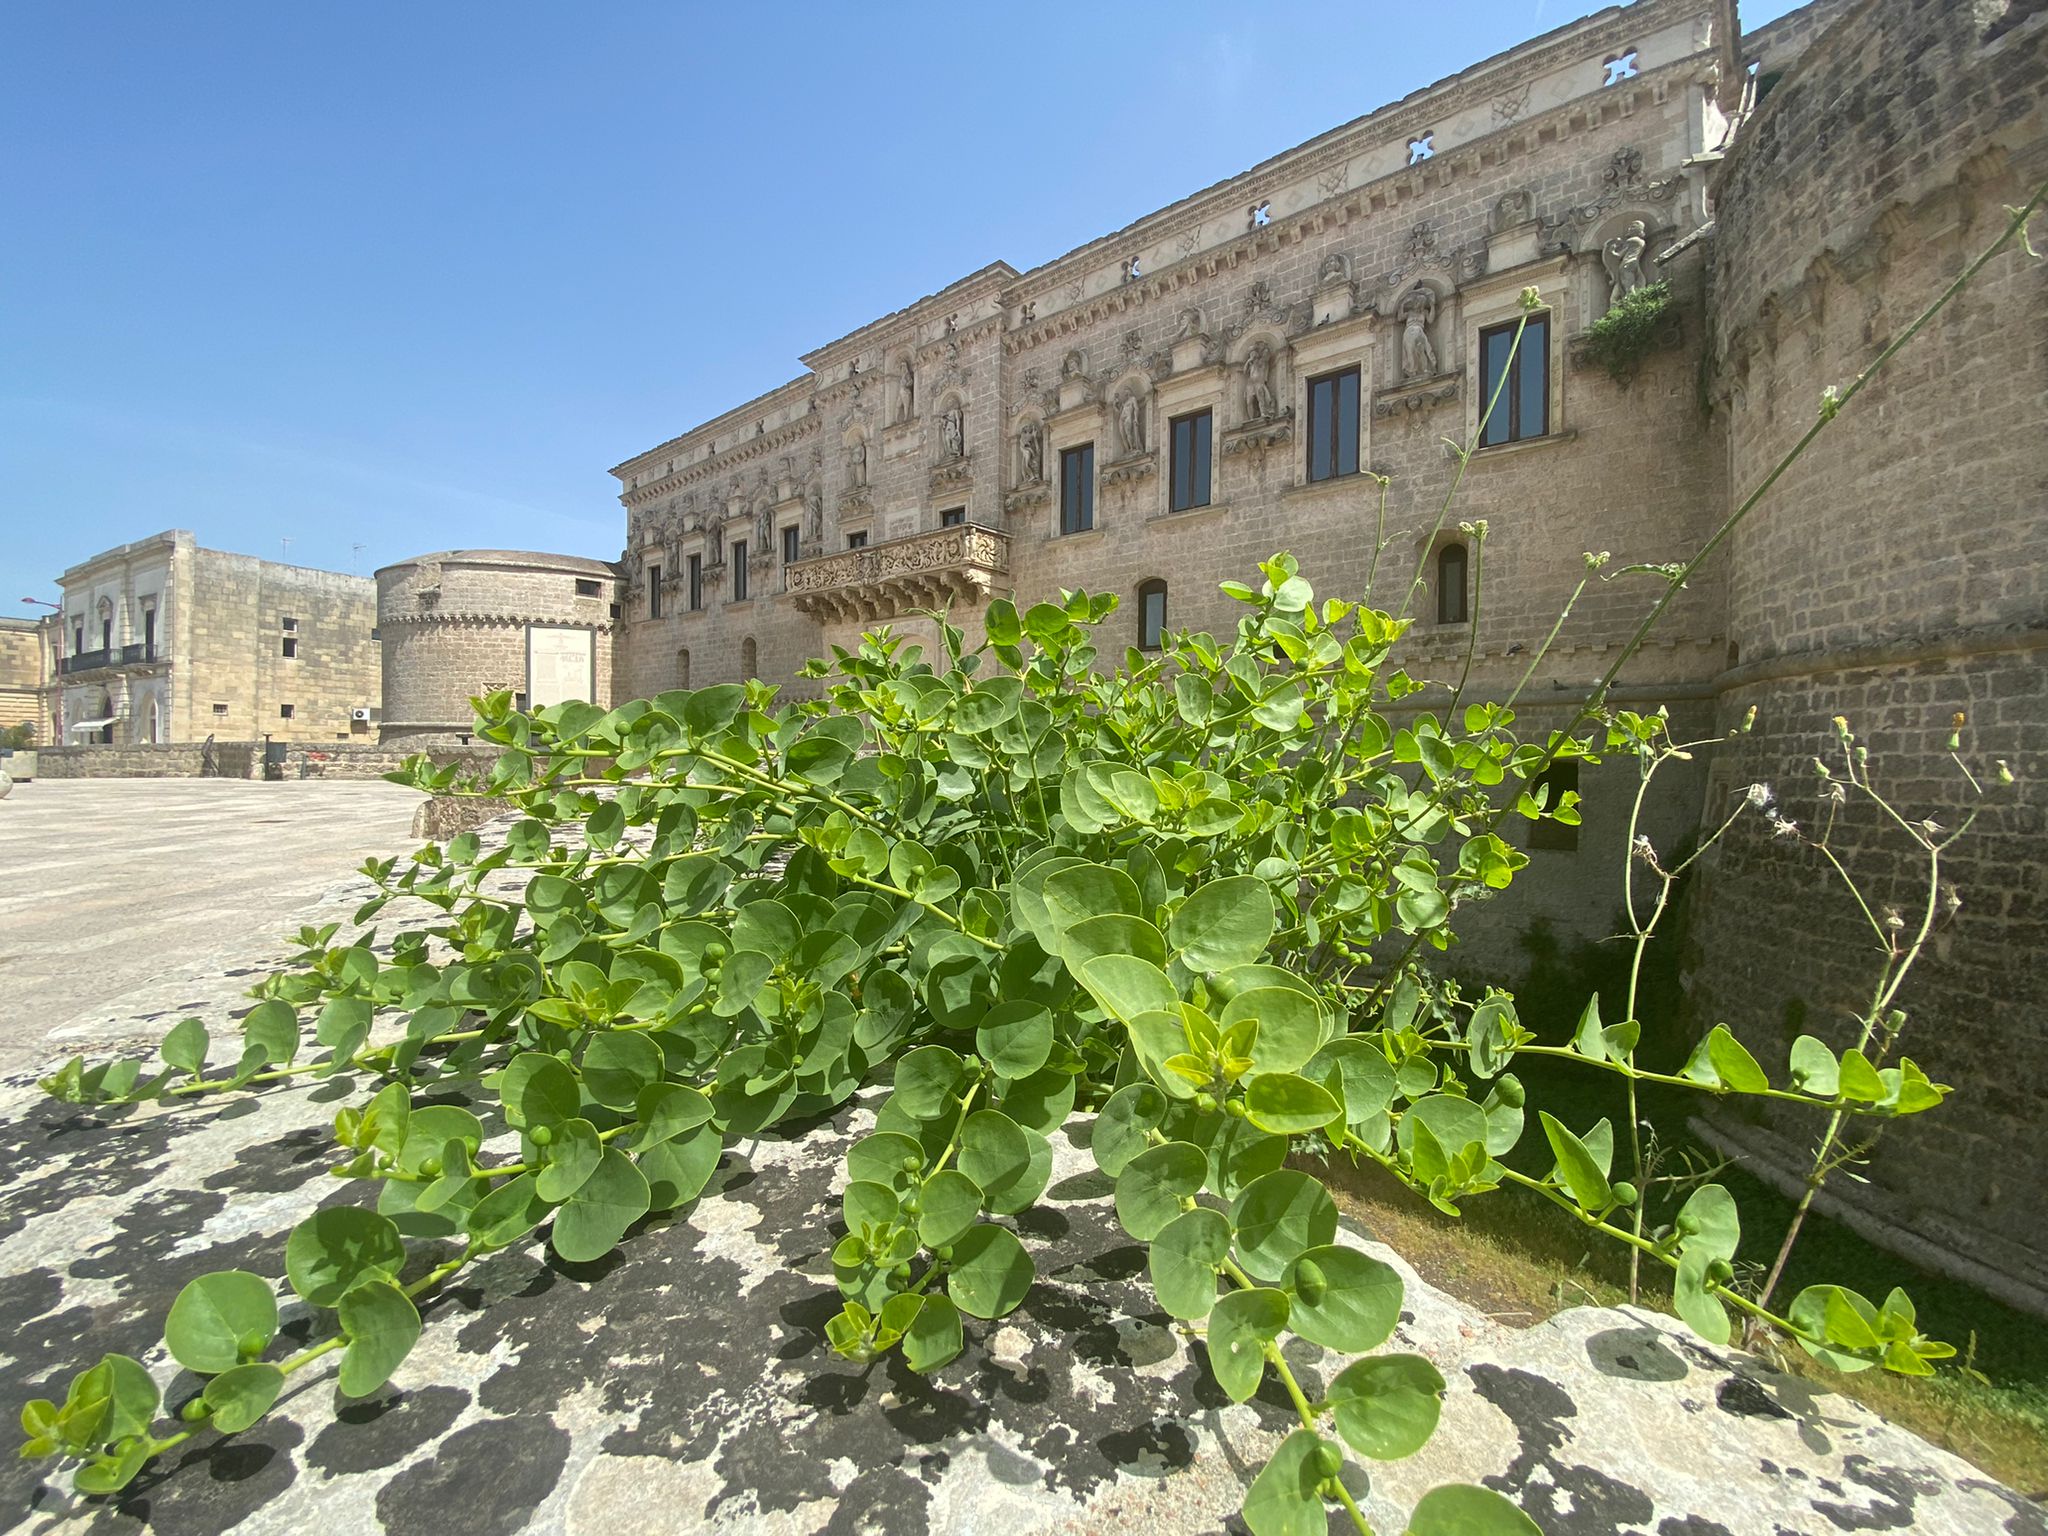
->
[784,524,1010,624]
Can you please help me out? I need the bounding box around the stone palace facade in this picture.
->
[376,0,2048,1305]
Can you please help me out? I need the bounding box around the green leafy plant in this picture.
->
[18,185,2043,1534]
[1579,280,1674,383]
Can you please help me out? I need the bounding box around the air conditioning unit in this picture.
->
[351,707,373,723]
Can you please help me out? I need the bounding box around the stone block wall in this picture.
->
[1691,0,2048,1304]
[0,618,46,740]
[33,741,261,779]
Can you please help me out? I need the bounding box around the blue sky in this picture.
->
[2,0,1803,606]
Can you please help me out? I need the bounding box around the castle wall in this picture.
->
[1693,0,2048,1305]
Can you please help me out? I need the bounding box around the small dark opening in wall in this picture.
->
[281,637,298,658]
[575,578,602,597]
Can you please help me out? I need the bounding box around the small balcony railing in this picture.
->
[58,643,158,675]
[785,523,1010,623]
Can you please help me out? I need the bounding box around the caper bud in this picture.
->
[1195,1092,1218,1113]
[179,1397,212,1424]
[421,1156,444,1179]
[1314,1439,1345,1480]
[531,1124,555,1147]
[1610,1181,1638,1207]
[901,1155,922,1174]
[1225,1099,1247,1119]
[237,1331,268,1362]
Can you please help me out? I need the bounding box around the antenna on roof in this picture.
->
[280,537,293,563]
[352,543,365,576]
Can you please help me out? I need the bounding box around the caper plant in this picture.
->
[20,184,2043,1535]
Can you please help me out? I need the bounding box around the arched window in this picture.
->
[1436,544,1469,625]
[1137,579,1168,651]
[677,647,691,690]
[97,597,113,652]
[741,637,758,680]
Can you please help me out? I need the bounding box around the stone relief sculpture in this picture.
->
[1243,339,1280,421]
[1116,392,1146,457]
[1602,220,1651,306]
[897,356,916,423]
[1017,418,1044,483]
[804,483,823,542]
[1061,349,1086,382]
[846,434,868,487]
[1397,285,1439,379]
[1319,252,1351,285]
[1174,306,1203,341]
[939,406,964,461]
[754,498,774,556]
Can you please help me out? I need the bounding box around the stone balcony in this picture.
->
[784,523,1010,623]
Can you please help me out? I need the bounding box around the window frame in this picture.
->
[1478,313,1551,447]
[687,552,703,611]
[1137,579,1168,651]
[1060,443,1096,535]
[939,506,966,528]
[781,524,801,566]
[731,540,749,602]
[648,563,663,619]
[1436,543,1469,625]
[847,530,869,550]
[1168,410,1213,513]
[1305,366,1361,483]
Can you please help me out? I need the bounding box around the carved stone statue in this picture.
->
[940,406,964,460]
[1017,418,1044,483]
[1243,340,1279,421]
[1116,392,1146,456]
[1602,220,1650,307]
[1397,285,1439,379]
[1319,252,1350,285]
[1061,348,1086,381]
[755,499,774,555]
[1174,306,1203,341]
[898,356,917,423]
[804,483,823,541]
[847,434,868,487]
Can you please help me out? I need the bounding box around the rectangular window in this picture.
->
[782,524,801,565]
[1307,367,1361,482]
[142,606,157,652]
[732,541,749,602]
[73,624,84,655]
[1061,444,1095,534]
[848,531,869,550]
[687,553,703,611]
[649,564,663,619]
[281,616,298,632]
[1527,759,1580,851]
[278,704,295,720]
[1138,582,1168,650]
[1169,410,1213,512]
[939,507,965,528]
[1479,314,1550,447]
[212,702,227,716]
[281,637,299,658]
[575,577,601,597]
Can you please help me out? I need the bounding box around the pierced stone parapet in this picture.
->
[785,523,1010,623]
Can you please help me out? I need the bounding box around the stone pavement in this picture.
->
[0,779,420,1078]
[0,791,2034,1535]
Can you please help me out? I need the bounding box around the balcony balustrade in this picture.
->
[784,523,1009,623]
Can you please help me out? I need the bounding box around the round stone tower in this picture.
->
[1690,0,2048,1306]
[375,550,621,744]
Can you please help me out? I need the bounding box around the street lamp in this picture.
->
[21,597,63,745]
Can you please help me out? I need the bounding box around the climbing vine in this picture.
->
[1580,280,1675,383]
[17,187,2043,1534]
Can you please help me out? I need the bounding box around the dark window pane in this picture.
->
[688,554,702,610]
[1481,328,1514,446]
[1308,369,1359,482]
[782,525,800,564]
[848,531,868,549]
[1170,412,1212,512]
[1062,444,1094,533]
[940,507,965,527]
[649,564,662,619]
[733,542,748,601]
[1437,545,1468,624]
[1520,316,1549,438]
[1337,371,1359,477]
[1480,317,1548,446]
[1139,583,1167,649]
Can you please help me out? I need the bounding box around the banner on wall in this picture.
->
[525,626,595,709]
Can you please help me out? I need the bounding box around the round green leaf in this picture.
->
[1304,1037,1398,1124]
[903,1293,964,1372]
[1148,1206,1232,1320]
[286,1208,405,1308]
[465,1171,550,1250]
[843,1179,902,1234]
[1114,1140,1207,1240]
[1229,1170,1338,1285]
[982,1125,1053,1216]
[947,1223,1034,1319]
[957,1110,1030,1201]
[1224,988,1325,1075]
[550,1146,651,1263]
[160,1017,209,1077]
[336,1278,422,1398]
[1169,876,1276,972]
[917,1170,984,1249]
[638,1123,724,1211]
[165,1271,278,1375]
[892,1046,965,1121]
[1244,1072,1341,1135]
[996,1066,1077,1137]
[1329,1352,1446,1460]
[975,1002,1054,1081]
[1076,954,1177,1025]
[1403,1095,1492,1165]
[633,1081,715,1149]
[847,1131,925,1192]
[1091,1083,1167,1177]
[1206,1285,1288,1401]
[1405,1482,1542,1535]
[201,1363,283,1433]
[534,1117,604,1202]
[581,1031,663,1111]
[498,1054,580,1131]
[1242,1429,1328,1536]
[1285,1244,1403,1353]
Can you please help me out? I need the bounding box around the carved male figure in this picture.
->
[940,406,964,460]
[1602,220,1650,307]
[1017,418,1044,483]
[847,435,868,487]
[898,356,916,422]
[1117,392,1145,456]
[1398,285,1439,379]
[1243,340,1279,420]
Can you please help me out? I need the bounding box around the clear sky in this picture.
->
[2,0,1805,607]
